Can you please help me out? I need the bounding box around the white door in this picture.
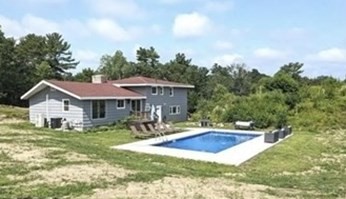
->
[155,105,162,122]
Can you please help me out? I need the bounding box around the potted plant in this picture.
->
[264,130,279,143]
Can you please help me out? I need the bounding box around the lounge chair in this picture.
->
[147,123,165,137]
[234,121,255,130]
[139,124,160,136]
[129,125,151,138]
[158,122,178,134]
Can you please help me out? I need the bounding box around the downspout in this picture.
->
[46,93,50,128]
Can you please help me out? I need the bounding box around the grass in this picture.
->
[0,105,28,120]
[0,111,345,198]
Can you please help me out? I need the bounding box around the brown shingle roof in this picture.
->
[47,80,144,99]
[21,80,145,100]
[111,76,194,88]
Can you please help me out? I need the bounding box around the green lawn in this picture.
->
[0,106,345,198]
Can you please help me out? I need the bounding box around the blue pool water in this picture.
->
[154,131,259,153]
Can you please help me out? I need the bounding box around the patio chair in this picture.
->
[129,125,151,138]
[139,124,159,136]
[147,123,165,137]
[159,122,177,134]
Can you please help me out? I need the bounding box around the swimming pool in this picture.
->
[113,128,286,166]
[154,131,259,153]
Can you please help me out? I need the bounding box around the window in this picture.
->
[151,86,158,95]
[169,87,174,97]
[169,105,181,115]
[62,99,69,112]
[117,99,125,109]
[159,86,164,95]
[92,100,106,119]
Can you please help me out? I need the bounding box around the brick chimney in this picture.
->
[92,74,107,84]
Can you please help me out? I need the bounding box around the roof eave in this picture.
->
[79,96,146,100]
[113,83,195,88]
[21,80,82,100]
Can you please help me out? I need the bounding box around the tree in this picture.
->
[276,62,304,81]
[99,50,130,80]
[264,73,300,108]
[229,63,252,96]
[0,29,24,105]
[16,34,48,84]
[45,32,79,79]
[74,68,96,82]
[136,46,161,77]
[35,61,54,81]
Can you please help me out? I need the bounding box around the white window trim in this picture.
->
[117,99,126,109]
[169,87,174,97]
[62,99,70,112]
[151,86,158,95]
[160,86,164,95]
[169,105,181,115]
[90,100,107,120]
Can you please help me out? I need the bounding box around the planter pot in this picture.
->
[264,130,279,143]
[278,128,287,139]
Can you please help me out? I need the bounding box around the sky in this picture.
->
[0,0,345,78]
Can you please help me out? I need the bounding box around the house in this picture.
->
[20,75,194,130]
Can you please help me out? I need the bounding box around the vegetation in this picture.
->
[0,116,345,198]
[1,25,346,198]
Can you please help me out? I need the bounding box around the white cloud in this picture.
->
[13,0,68,4]
[213,53,243,65]
[63,19,91,38]
[0,14,60,38]
[75,50,99,62]
[159,0,184,4]
[22,14,60,35]
[254,48,286,59]
[173,12,211,38]
[203,0,233,12]
[87,0,144,19]
[306,48,346,63]
[0,15,23,38]
[87,18,131,42]
[213,40,233,50]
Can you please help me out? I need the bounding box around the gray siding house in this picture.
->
[21,75,194,130]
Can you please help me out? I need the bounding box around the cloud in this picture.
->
[0,14,93,40]
[13,0,68,4]
[213,53,243,65]
[213,40,233,50]
[63,19,91,38]
[75,49,100,62]
[306,48,346,63]
[158,0,184,4]
[202,0,234,12]
[254,48,286,59]
[22,14,60,35]
[87,18,131,42]
[0,14,60,38]
[86,0,144,19]
[173,12,211,38]
[0,15,23,38]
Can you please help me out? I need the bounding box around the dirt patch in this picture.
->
[63,152,92,162]
[0,143,50,163]
[25,163,135,186]
[321,153,346,164]
[81,176,293,199]
[0,118,27,124]
[0,125,34,135]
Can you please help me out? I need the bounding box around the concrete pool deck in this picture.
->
[112,128,292,166]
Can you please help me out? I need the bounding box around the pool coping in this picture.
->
[111,128,292,166]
